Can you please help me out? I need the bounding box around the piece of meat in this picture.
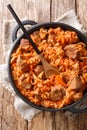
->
[18,73,32,89]
[34,65,44,76]
[18,74,32,89]
[64,44,77,59]
[22,82,32,89]
[51,85,66,101]
[68,76,82,91]
[20,38,29,47]
[62,69,77,83]
[16,55,25,69]
[16,55,30,71]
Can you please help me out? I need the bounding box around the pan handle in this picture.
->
[68,93,87,114]
[12,20,37,42]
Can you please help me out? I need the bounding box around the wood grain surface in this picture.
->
[0,0,87,130]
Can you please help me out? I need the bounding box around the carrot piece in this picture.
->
[55,75,67,88]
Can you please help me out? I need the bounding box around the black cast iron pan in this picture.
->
[8,20,87,113]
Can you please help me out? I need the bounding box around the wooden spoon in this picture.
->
[7,4,59,78]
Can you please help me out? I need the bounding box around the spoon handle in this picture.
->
[7,4,41,54]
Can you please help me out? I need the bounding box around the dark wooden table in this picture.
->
[0,0,87,130]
